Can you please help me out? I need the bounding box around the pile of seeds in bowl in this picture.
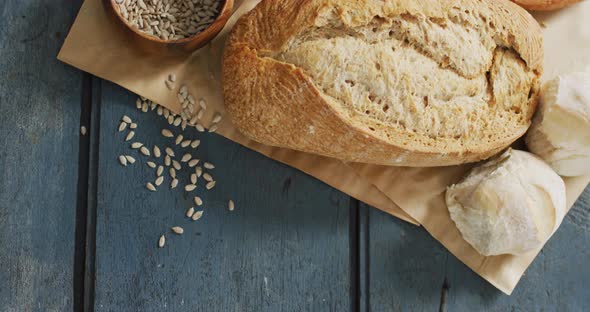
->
[118,76,233,249]
[115,0,222,41]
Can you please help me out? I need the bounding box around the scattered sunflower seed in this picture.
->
[181,153,192,162]
[204,162,215,169]
[209,124,219,133]
[147,161,157,168]
[194,196,203,206]
[186,207,195,218]
[119,155,128,166]
[195,123,205,132]
[181,140,192,148]
[131,142,143,149]
[203,173,213,182]
[165,79,174,90]
[175,134,184,145]
[155,176,164,186]
[118,122,128,132]
[146,182,156,192]
[169,168,176,178]
[165,147,175,157]
[173,117,182,127]
[157,165,164,176]
[161,129,174,138]
[142,102,148,112]
[171,178,179,189]
[190,173,197,184]
[196,109,205,120]
[188,159,200,167]
[228,200,235,211]
[171,226,184,235]
[136,98,142,110]
[125,131,135,141]
[169,74,176,82]
[206,181,216,190]
[122,115,132,123]
[195,166,203,177]
[125,155,136,164]
[140,146,151,156]
[212,113,223,123]
[80,126,87,136]
[158,235,165,248]
[165,155,171,166]
[199,98,207,110]
[130,123,137,129]
[172,160,181,170]
[191,210,203,221]
[185,184,197,192]
[191,140,201,149]
[153,145,161,158]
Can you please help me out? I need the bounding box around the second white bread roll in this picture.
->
[446,149,566,256]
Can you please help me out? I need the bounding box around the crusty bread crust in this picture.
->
[223,0,543,167]
[512,0,581,11]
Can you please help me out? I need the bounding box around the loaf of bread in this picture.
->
[223,0,543,166]
[512,0,581,11]
[446,149,566,256]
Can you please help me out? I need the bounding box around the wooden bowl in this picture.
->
[106,0,234,56]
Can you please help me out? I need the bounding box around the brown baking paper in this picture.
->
[58,0,590,294]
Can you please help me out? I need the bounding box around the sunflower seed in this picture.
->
[203,173,213,182]
[165,155,171,166]
[195,123,205,132]
[165,79,174,90]
[185,184,197,192]
[188,159,200,167]
[136,98,142,109]
[180,85,188,96]
[181,119,187,130]
[204,162,215,169]
[118,122,128,132]
[139,146,150,156]
[195,166,203,177]
[199,98,207,110]
[153,145,161,158]
[157,165,164,176]
[171,178,179,189]
[209,124,219,133]
[169,167,176,178]
[165,147,175,157]
[125,131,135,141]
[142,102,148,112]
[173,117,182,127]
[190,173,197,184]
[131,142,143,149]
[158,235,165,248]
[196,109,205,120]
[169,74,176,82]
[172,160,181,170]
[191,210,203,221]
[161,129,174,137]
[125,155,136,164]
[122,115,132,123]
[130,123,137,129]
[191,140,201,149]
[228,200,235,211]
[186,207,195,218]
[181,140,192,148]
[194,196,203,206]
[155,176,164,186]
[80,126,87,135]
[212,113,222,123]
[181,153,192,162]
[206,181,216,190]
[147,161,157,168]
[175,134,183,145]
[119,155,128,166]
[146,182,156,191]
[171,226,184,234]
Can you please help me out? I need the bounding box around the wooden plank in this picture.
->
[0,0,83,310]
[365,187,590,311]
[92,81,352,311]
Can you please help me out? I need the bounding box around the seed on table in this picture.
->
[172,160,181,170]
[169,74,176,82]
[165,147,175,157]
[158,235,165,248]
[137,145,148,156]
[203,173,213,182]
[180,85,188,96]
[80,126,87,136]
[187,94,195,105]
[155,176,164,186]
[161,129,174,137]
[195,166,202,177]
[195,123,205,132]
[153,145,161,158]
[175,134,183,145]
[142,102,148,112]
[171,226,184,234]
[125,155,136,164]
[204,162,215,169]
[189,115,199,125]
[169,167,176,178]
[167,116,174,125]
[191,210,203,221]
[173,117,182,127]
[147,161,157,168]
[119,155,127,166]
[181,119,187,130]
[136,98,142,110]
[157,165,164,176]
[188,159,200,167]
[146,182,156,192]
[212,113,222,123]
[165,155,171,166]
[191,140,201,149]
[131,142,143,149]
[228,200,235,211]
[130,123,137,129]
[190,173,197,184]
[209,124,219,133]
[163,108,170,118]
[206,181,216,190]
[157,106,163,115]
[125,131,135,141]
[186,207,195,218]
[171,178,179,189]
[181,153,192,162]
[199,98,207,110]
[122,115,132,123]
[196,109,205,120]
[118,121,128,132]
[165,79,173,90]
[185,184,197,192]
[194,196,203,206]
[181,140,191,148]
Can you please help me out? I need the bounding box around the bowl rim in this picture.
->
[108,0,234,45]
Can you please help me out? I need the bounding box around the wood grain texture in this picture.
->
[92,82,351,312]
[0,0,82,310]
[365,187,590,311]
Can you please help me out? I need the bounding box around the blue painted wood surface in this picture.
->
[0,0,82,310]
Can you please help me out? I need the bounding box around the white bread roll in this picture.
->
[446,149,566,256]
[526,71,590,176]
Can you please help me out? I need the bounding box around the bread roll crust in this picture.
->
[512,0,581,11]
[223,0,544,166]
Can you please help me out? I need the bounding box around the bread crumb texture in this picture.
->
[223,0,543,166]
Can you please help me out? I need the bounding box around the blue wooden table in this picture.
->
[1,1,589,311]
